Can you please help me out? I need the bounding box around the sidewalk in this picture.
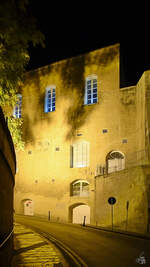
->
[86,224,150,240]
[11,223,64,267]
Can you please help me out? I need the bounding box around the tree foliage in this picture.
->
[0,0,45,150]
[7,116,25,150]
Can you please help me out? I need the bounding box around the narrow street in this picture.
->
[15,215,150,267]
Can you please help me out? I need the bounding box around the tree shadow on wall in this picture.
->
[60,55,95,140]
[22,44,119,143]
[23,68,53,145]
[60,45,119,141]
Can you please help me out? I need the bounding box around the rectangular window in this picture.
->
[84,77,98,105]
[45,86,56,112]
[122,139,127,143]
[70,142,89,168]
[13,94,22,118]
[102,129,108,133]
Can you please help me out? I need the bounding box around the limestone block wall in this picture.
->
[95,166,148,233]
[14,44,121,220]
[14,44,150,235]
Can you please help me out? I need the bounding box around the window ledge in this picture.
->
[71,195,90,198]
[84,102,98,106]
[44,110,56,114]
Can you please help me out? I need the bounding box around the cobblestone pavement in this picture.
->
[11,223,63,267]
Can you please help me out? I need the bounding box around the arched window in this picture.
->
[71,180,89,197]
[13,94,22,118]
[106,151,125,174]
[70,141,89,168]
[44,86,56,112]
[84,75,98,105]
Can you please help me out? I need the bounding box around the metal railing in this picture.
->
[0,225,14,248]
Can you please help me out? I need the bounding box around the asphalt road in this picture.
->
[15,215,150,267]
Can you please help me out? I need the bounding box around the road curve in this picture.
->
[15,215,150,267]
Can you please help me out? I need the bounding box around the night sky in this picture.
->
[27,3,150,88]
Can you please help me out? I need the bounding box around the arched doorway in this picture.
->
[106,151,125,173]
[69,203,90,224]
[22,199,34,216]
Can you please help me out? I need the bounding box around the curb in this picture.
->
[85,224,150,240]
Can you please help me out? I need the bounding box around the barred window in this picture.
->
[45,86,56,112]
[84,76,98,105]
[13,94,22,118]
[70,141,89,168]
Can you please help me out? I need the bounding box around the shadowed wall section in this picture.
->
[0,107,16,266]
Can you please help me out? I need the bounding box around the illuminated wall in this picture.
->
[14,44,150,233]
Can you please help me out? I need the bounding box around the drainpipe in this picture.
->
[94,175,97,226]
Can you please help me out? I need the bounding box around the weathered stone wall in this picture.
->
[95,166,148,233]
[0,107,16,266]
[14,43,150,234]
[14,44,121,221]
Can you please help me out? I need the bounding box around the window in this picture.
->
[102,129,108,133]
[84,76,98,105]
[106,151,125,174]
[71,180,89,197]
[45,86,56,112]
[70,141,89,168]
[122,139,127,144]
[13,94,22,118]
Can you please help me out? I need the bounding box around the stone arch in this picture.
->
[68,202,90,224]
[21,198,34,216]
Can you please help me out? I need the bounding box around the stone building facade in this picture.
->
[14,43,150,234]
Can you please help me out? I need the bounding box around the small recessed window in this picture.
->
[122,139,127,143]
[55,147,60,151]
[28,150,32,154]
[102,129,108,133]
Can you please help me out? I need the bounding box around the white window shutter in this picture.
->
[73,144,78,168]
[77,143,83,167]
[70,146,73,168]
[72,141,89,168]
[82,142,89,167]
[108,158,125,173]
[117,158,125,171]
[87,142,90,167]
[108,159,116,173]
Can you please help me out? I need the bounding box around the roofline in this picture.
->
[25,43,120,75]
